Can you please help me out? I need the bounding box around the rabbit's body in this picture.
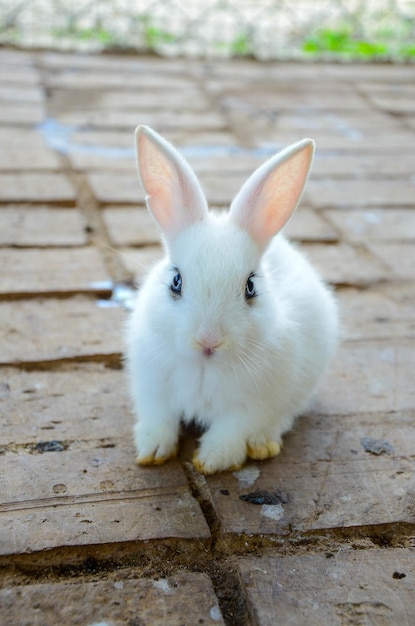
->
[126,127,338,474]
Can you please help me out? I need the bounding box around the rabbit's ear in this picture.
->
[136,126,208,239]
[229,139,315,250]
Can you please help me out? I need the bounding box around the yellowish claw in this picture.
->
[135,447,178,467]
[192,452,242,475]
[192,452,215,475]
[247,440,281,460]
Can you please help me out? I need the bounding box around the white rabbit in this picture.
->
[126,125,338,475]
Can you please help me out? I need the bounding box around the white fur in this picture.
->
[126,126,338,474]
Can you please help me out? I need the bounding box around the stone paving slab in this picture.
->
[245,206,328,242]
[305,179,415,209]
[201,410,415,537]
[238,549,415,626]
[208,58,415,83]
[72,128,237,150]
[368,242,415,281]
[302,242,389,286]
[313,153,415,177]
[58,109,227,132]
[40,51,199,73]
[0,364,132,445]
[0,248,110,296]
[358,85,415,115]
[0,444,210,556]
[274,110,406,132]
[118,246,164,284]
[209,85,369,111]
[324,208,415,242]
[68,150,134,171]
[323,63,415,82]
[337,285,415,341]
[87,171,142,205]
[46,70,199,91]
[102,206,160,247]
[0,206,88,246]
[75,88,210,111]
[0,572,224,626]
[314,339,415,414]
[0,297,125,365]
[0,65,40,84]
[228,118,415,151]
[0,173,77,204]
[0,84,44,104]
[0,102,45,126]
[196,172,270,206]
[0,131,61,170]
[273,129,414,152]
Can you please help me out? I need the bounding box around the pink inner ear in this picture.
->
[136,126,208,240]
[138,132,178,233]
[230,140,314,250]
[253,150,311,244]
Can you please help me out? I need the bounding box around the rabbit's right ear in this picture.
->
[135,126,208,240]
[229,139,315,251]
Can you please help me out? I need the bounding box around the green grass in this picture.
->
[302,28,415,60]
[230,33,253,56]
[53,26,119,47]
[138,15,177,49]
[23,17,415,61]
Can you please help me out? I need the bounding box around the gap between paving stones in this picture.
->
[53,150,135,286]
[1,518,413,626]
[0,353,123,370]
[2,428,414,560]
[0,545,250,626]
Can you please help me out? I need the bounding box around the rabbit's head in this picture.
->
[135,126,314,363]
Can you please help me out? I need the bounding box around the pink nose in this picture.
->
[195,330,223,358]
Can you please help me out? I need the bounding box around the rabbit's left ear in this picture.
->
[229,139,315,251]
[136,125,208,240]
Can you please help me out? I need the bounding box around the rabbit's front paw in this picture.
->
[247,439,281,460]
[192,450,242,475]
[134,423,178,466]
[136,447,178,466]
[192,429,247,475]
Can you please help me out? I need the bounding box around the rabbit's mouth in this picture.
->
[193,329,225,360]
[202,346,217,359]
[195,341,223,360]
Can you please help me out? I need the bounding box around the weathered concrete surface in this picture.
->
[0,206,88,247]
[238,549,415,626]
[201,410,415,537]
[0,173,76,204]
[0,364,132,444]
[0,298,125,364]
[0,445,210,556]
[0,572,225,625]
[0,48,414,625]
[0,248,110,295]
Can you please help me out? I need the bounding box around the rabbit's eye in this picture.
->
[245,273,256,300]
[171,271,182,296]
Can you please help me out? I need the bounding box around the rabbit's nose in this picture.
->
[194,328,224,358]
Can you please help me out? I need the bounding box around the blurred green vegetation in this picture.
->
[302,28,415,60]
[1,3,414,61]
